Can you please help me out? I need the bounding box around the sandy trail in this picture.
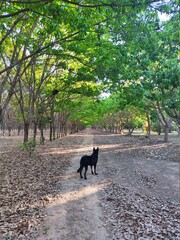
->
[36,128,108,240]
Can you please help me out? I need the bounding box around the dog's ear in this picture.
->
[93,147,95,151]
[97,147,99,151]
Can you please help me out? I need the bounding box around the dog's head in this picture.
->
[93,147,99,155]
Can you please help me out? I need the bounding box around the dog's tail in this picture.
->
[77,165,83,173]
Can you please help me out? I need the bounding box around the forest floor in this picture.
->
[0,128,179,240]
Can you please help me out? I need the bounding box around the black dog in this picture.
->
[77,147,99,180]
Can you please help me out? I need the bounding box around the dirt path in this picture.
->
[36,128,109,240]
[1,129,179,239]
[36,129,179,240]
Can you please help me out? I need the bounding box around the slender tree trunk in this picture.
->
[178,127,180,137]
[1,118,6,136]
[155,101,170,143]
[146,109,151,138]
[8,127,11,136]
[53,122,56,140]
[57,120,60,138]
[164,126,169,143]
[0,108,3,125]
[173,120,180,137]
[128,126,134,136]
[65,123,68,136]
[24,122,29,143]
[18,125,22,135]
[49,121,52,141]
[117,123,122,134]
[40,128,45,144]
[49,104,54,141]
[33,122,38,141]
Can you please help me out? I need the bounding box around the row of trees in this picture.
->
[0,0,179,143]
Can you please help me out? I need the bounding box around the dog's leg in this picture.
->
[91,165,94,174]
[78,165,83,178]
[84,165,88,179]
[94,163,98,175]
[80,168,83,178]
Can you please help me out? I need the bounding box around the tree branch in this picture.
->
[0,8,30,18]
[0,15,24,45]
[61,0,161,9]
[1,0,52,4]
[0,30,80,75]
[61,0,115,8]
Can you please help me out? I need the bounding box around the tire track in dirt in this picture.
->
[36,128,109,240]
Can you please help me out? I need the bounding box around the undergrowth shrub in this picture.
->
[23,139,36,156]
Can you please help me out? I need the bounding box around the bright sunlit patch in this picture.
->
[40,147,83,155]
[49,181,110,207]
[158,12,171,21]
[39,145,100,155]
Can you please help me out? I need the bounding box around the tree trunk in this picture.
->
[164,126,169,143]
[0,108,3,124]
[128,126,135,136]
[178,127,180,137]
[33,122,38,141]
[8,127,11,136]
[40,128,45,145]
[53,122,56,140]
[146,109,151,138]
[24,122,29,143]
[155,101,170,143]
[177,124,180,137]
[174,120,180,137]
[18,125,22,135]
[49,121,52,141]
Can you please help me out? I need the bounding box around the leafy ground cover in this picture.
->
[0,133,83,239]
